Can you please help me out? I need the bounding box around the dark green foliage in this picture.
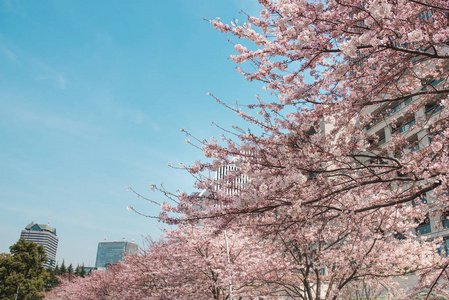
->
[59,260,66,275]
[45,265,59,292]
[67,264,73,275]
[45,262,89,291]
[74,265,80,277]
[0,239,49,299]
[79,265,86,278]
[53,263,60,275]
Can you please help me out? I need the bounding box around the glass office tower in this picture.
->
[95,241,138,269]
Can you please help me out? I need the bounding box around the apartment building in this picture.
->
[361,77,448,248]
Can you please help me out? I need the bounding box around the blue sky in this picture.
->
[0,0,266,266]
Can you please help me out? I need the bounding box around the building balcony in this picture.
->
[425,105,443,117]
[416,224,431,235]
[392,119,416,135]
[387,97,413,117]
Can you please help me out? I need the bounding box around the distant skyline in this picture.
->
[0,0,268,266]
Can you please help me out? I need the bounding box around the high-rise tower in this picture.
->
[95,241,138,269]
[20,222,59,268]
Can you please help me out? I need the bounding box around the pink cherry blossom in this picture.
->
[53,0,449,298]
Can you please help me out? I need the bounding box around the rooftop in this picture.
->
[24,222,57,235]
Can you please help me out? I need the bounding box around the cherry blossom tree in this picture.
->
[154,0,449,298]
[48,251,167,299]
[139,224,275,299]
[184,0,449,228]
[49,223,284,299]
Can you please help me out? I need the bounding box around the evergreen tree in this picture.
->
[74,265,80,277]
[45,266,59,291]
[67,263,73,275]
[0,239,49,299]
[59,260,66,275]
[79,265,86,278]
[53,263,60,276]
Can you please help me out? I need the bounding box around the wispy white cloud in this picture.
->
[35,73,67,89]
[0,97,101,138]
[0,37,68,90]
[1,46,17,61]
[93,92,160,131]
[0,38,67,89]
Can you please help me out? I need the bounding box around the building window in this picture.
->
[438,237,449,257]
[442,211,449,229]
[416,214,431,235]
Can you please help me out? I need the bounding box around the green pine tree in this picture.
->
[74,265,80,277]
[59,260,67,274]
[53,263,60,275]
[80,265,86,278]
[67,263,73,275]
[45,265,60,291]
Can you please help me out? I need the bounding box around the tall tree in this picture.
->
[155,0,449,297]
[45,266,60,292]
[79,265,86,278]
[59,260,66,275]
[53,263,60,276]
[74,265,80,277]
[0,239,49,299]
[67,264,73,276]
